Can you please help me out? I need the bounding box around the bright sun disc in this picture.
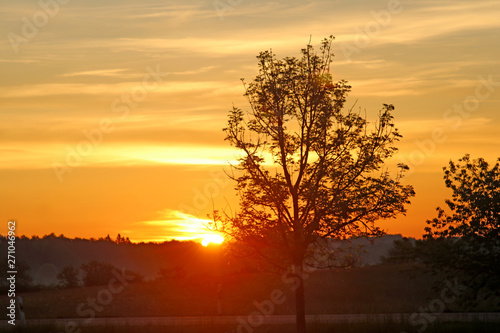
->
[202,234,224,246]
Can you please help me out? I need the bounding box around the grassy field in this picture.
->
[1,265,443,319]
[2,320,500,333]
[1,264,498,324]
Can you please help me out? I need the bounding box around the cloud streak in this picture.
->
[131,209,220,242]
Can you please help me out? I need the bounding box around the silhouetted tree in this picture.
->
[214,36,415,333]
[57,265,80,288]
[100,234,113,242]
[115,233,131,244]
[81,261,143,286]
[382,237,416,265]
[424,154,500,305]
[80,261,116,286]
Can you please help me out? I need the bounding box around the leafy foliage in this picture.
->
[381,237,417,265]
[80,261,117,286]
[57,265,80,288]
[423,154,500,305]
[214,36,415,333]
[80,261,143,286]
[216,36,414,271]
[426,154,500,239]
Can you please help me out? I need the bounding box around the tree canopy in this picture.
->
[423,154,500,305]
[214,36,415,333]
[425,154,500,240]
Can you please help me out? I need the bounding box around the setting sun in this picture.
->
[201,234,224,246]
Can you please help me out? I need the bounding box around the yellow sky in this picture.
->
[1,0,499,242]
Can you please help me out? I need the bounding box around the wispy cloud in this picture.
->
[60,69,131,78]
[1,0,499,240]
[0,142,239,170]
[130,209,220,242]
[335,0,500,47]
[169,66,218,75]
[398,117,493,137]
[0,59,40,64]
[0,81,240,98]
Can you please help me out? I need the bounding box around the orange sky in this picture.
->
[1,0,500,242]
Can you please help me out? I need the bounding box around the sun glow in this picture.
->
[136,210,226,244]
[201,234,224,246]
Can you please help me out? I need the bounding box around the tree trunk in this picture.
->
[295,272,306,333]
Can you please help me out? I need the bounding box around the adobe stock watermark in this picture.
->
[340,0,410,62]
[52,64,168,182]
[213,0,244,21]
[402,278,466,333]
[54,268,135,333]
[400,74,500,176]
[7,0,71,54]
[232,266,317,333]
[231,247,328,333]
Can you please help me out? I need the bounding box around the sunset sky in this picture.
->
[1,0,499,242]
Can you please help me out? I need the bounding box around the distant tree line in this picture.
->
[0,233,133,244]
[57,261,143,287]
[0,234,242,291]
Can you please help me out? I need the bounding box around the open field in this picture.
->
[2,265,438,318]
[2,313,500,326]
[2,264,499,319]
[2,264,498,332]
[2,318,500,333]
